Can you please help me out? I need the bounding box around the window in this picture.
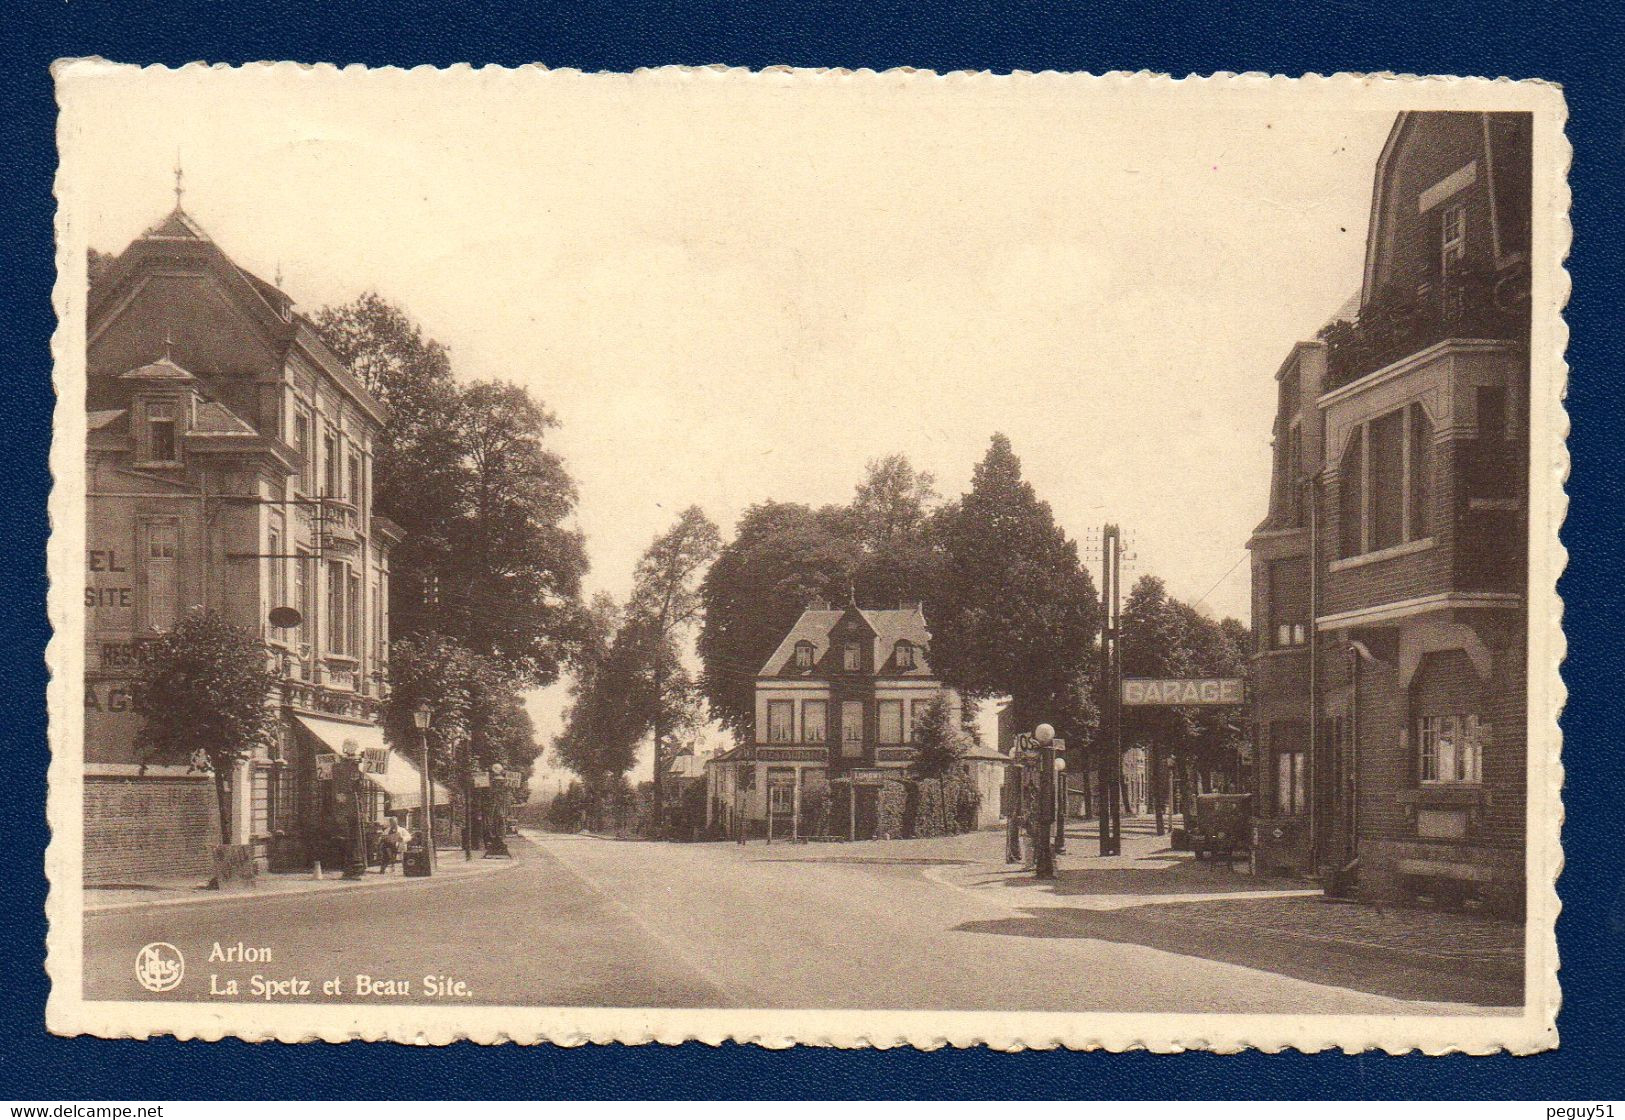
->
[373,583,385,665]
[323,433,338,497]
[1338,428,1364,558]
[1409,403,1433,538]
[347,572,362,661]
[141,520,178,631]
[145,401,178,463]
[1339,404,1436,557]
[327,562,346,655]
[766,700,794,743]
[268,527,286,609]
[793,641,815,669]
[801,700,827,743]
[295,549,312,647]
[877,699,904,744]
[1369,409,1404,551]
[842,643,861,671]
[1276,750,1307,816]
[1268,558,1310,649]
[894,641,914,669]
[1440,202,1466,272]
[1270,720,1308,816]
[840,701,864,756]
[293,411,314,492]
[1419,714,1485,784]
[768,777,794,816]
[348,453,362,507]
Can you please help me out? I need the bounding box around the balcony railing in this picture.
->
[1319,259,1529,392]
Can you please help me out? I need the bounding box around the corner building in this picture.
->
[85,204,407,883]
[1248,112,1531,913]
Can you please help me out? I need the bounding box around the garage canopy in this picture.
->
[293,714,450,809]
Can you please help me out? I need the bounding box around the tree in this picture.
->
[552,596,644,798]
[698,501,861,737]
[130,610,280,845]
[312,295,589,687]
[624,506,721,835]
[446,380,589,684]
[929,434,1102,742]
[908,694,967,779]
[850,454,938,549]
[697,456,940,739]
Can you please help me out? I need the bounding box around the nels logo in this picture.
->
[135,942,184,992]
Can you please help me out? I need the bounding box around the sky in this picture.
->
[62,66,1398,784]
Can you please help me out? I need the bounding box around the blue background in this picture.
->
[4,0,1621,1100]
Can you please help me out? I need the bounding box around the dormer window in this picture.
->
[144,400,179,463]
[843,642,861,671]
[894,640,915,670]
[793,640,815,669]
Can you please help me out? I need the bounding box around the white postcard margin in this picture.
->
[44,63,1569,1052]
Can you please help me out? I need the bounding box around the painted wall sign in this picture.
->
[1121,678,1244,706]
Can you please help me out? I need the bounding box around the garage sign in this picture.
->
[1121,678,1244,706]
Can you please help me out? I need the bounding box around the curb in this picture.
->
[85,846,525,916]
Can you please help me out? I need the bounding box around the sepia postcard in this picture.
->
[46,63,1567,1052]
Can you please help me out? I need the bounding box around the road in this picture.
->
[82,830,1514,1012]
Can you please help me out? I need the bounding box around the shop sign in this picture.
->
[315,752,337,780]
[1121,677,1244,706]
[358,746,389,775]
[473,771,491,788]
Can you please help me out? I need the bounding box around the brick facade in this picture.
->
[1247,113,1530,914]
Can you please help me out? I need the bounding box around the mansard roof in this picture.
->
[758,604,934,678]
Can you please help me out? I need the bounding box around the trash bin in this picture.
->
[401,844,431,878]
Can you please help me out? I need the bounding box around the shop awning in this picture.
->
[293,714,450,809]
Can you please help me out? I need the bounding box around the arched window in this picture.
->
[894,640,915,670]
[793,640,815,669]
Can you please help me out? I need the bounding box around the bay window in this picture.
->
[1337,402,1436,558]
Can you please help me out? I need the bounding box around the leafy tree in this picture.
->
[130,610,280,844]
[381,633,479,777]
[384,633,538,796]
[698,501,861,737]
[552,595,643,794]
[928,434,1101,742]
[698,455,941,737]
[850,454,938,549]
[908,694,967,779]
[624,506,721,834]
[447,380,589,683]
[312,295,588,687]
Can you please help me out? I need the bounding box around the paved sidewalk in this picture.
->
[926,817,1523,990]
[85,842,522,914]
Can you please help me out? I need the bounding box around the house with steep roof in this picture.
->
[85,198,408,883]
[706,599,1006,838]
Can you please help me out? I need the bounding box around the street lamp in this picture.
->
[1033,723,1057,880]
[413,703,435,874]
[1054,755,1068,854]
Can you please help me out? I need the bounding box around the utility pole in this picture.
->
[1097,524,1125,857]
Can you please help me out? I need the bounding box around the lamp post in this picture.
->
[1033,723,1057,880]
[1054,755,1068,854]
[413,703,435,874]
